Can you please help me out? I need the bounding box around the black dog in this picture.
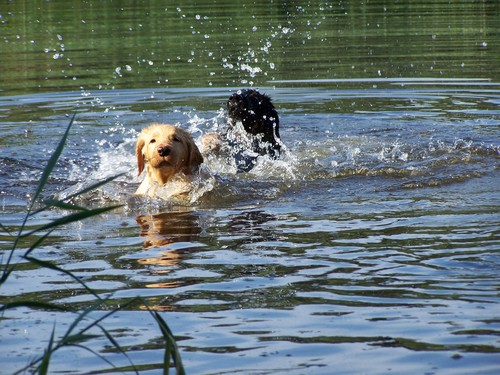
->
[226,89,282,171]
[200,89,283,172]
[227,89,281,154]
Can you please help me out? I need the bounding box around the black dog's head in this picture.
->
[227,89,280,147]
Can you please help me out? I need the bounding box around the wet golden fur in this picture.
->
[135,124,203,196]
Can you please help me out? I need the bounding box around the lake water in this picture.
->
[1,1,499,374]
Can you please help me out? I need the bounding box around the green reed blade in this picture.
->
[64,343,117,369]
[98,323,140,375]
[0,300,67,312]
[38,322,56,375]
[61,173,126,202]
[24,256,102,300]
[21,205,122,238]
[40,199,89,211]
[151,310,186,375]
[29,113,76,213]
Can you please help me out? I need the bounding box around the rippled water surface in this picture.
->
[1,1,500,374]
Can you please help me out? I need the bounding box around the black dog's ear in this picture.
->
[260,94,279,128]
[268,108,280,139]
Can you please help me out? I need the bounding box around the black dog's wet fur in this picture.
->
[227,89,281,157]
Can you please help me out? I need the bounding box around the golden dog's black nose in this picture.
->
[157,146,171,157]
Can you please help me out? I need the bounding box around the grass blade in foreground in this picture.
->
[20,205,122,239]
[151,310,186,375]
[1,114,184,375]
[29,113,76,214]
[2,114,77,280]
[38,323,56,375]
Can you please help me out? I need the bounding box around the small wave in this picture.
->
[291,135,498,189]
[400,171,484,189]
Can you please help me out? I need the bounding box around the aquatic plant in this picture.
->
[0,114,185,375]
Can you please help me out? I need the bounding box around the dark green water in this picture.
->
[3,0,499,95]
[1,1,499,374]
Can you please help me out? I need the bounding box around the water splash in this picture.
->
[151,166,217,204]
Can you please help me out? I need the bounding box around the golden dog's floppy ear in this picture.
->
[188,142,204,171]
[136,136,146,176]
[179,129,203,174]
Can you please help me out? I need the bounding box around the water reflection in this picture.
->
[137,211,202,249]
[136,211,204,292]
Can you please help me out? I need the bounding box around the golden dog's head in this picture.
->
[136,124,203,185]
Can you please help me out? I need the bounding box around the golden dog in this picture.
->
[135,124,203,196]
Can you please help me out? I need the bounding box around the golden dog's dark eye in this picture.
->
[150,139,156,144]
[173,136,181,142]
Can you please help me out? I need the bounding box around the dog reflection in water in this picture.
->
[136,211,202,293]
